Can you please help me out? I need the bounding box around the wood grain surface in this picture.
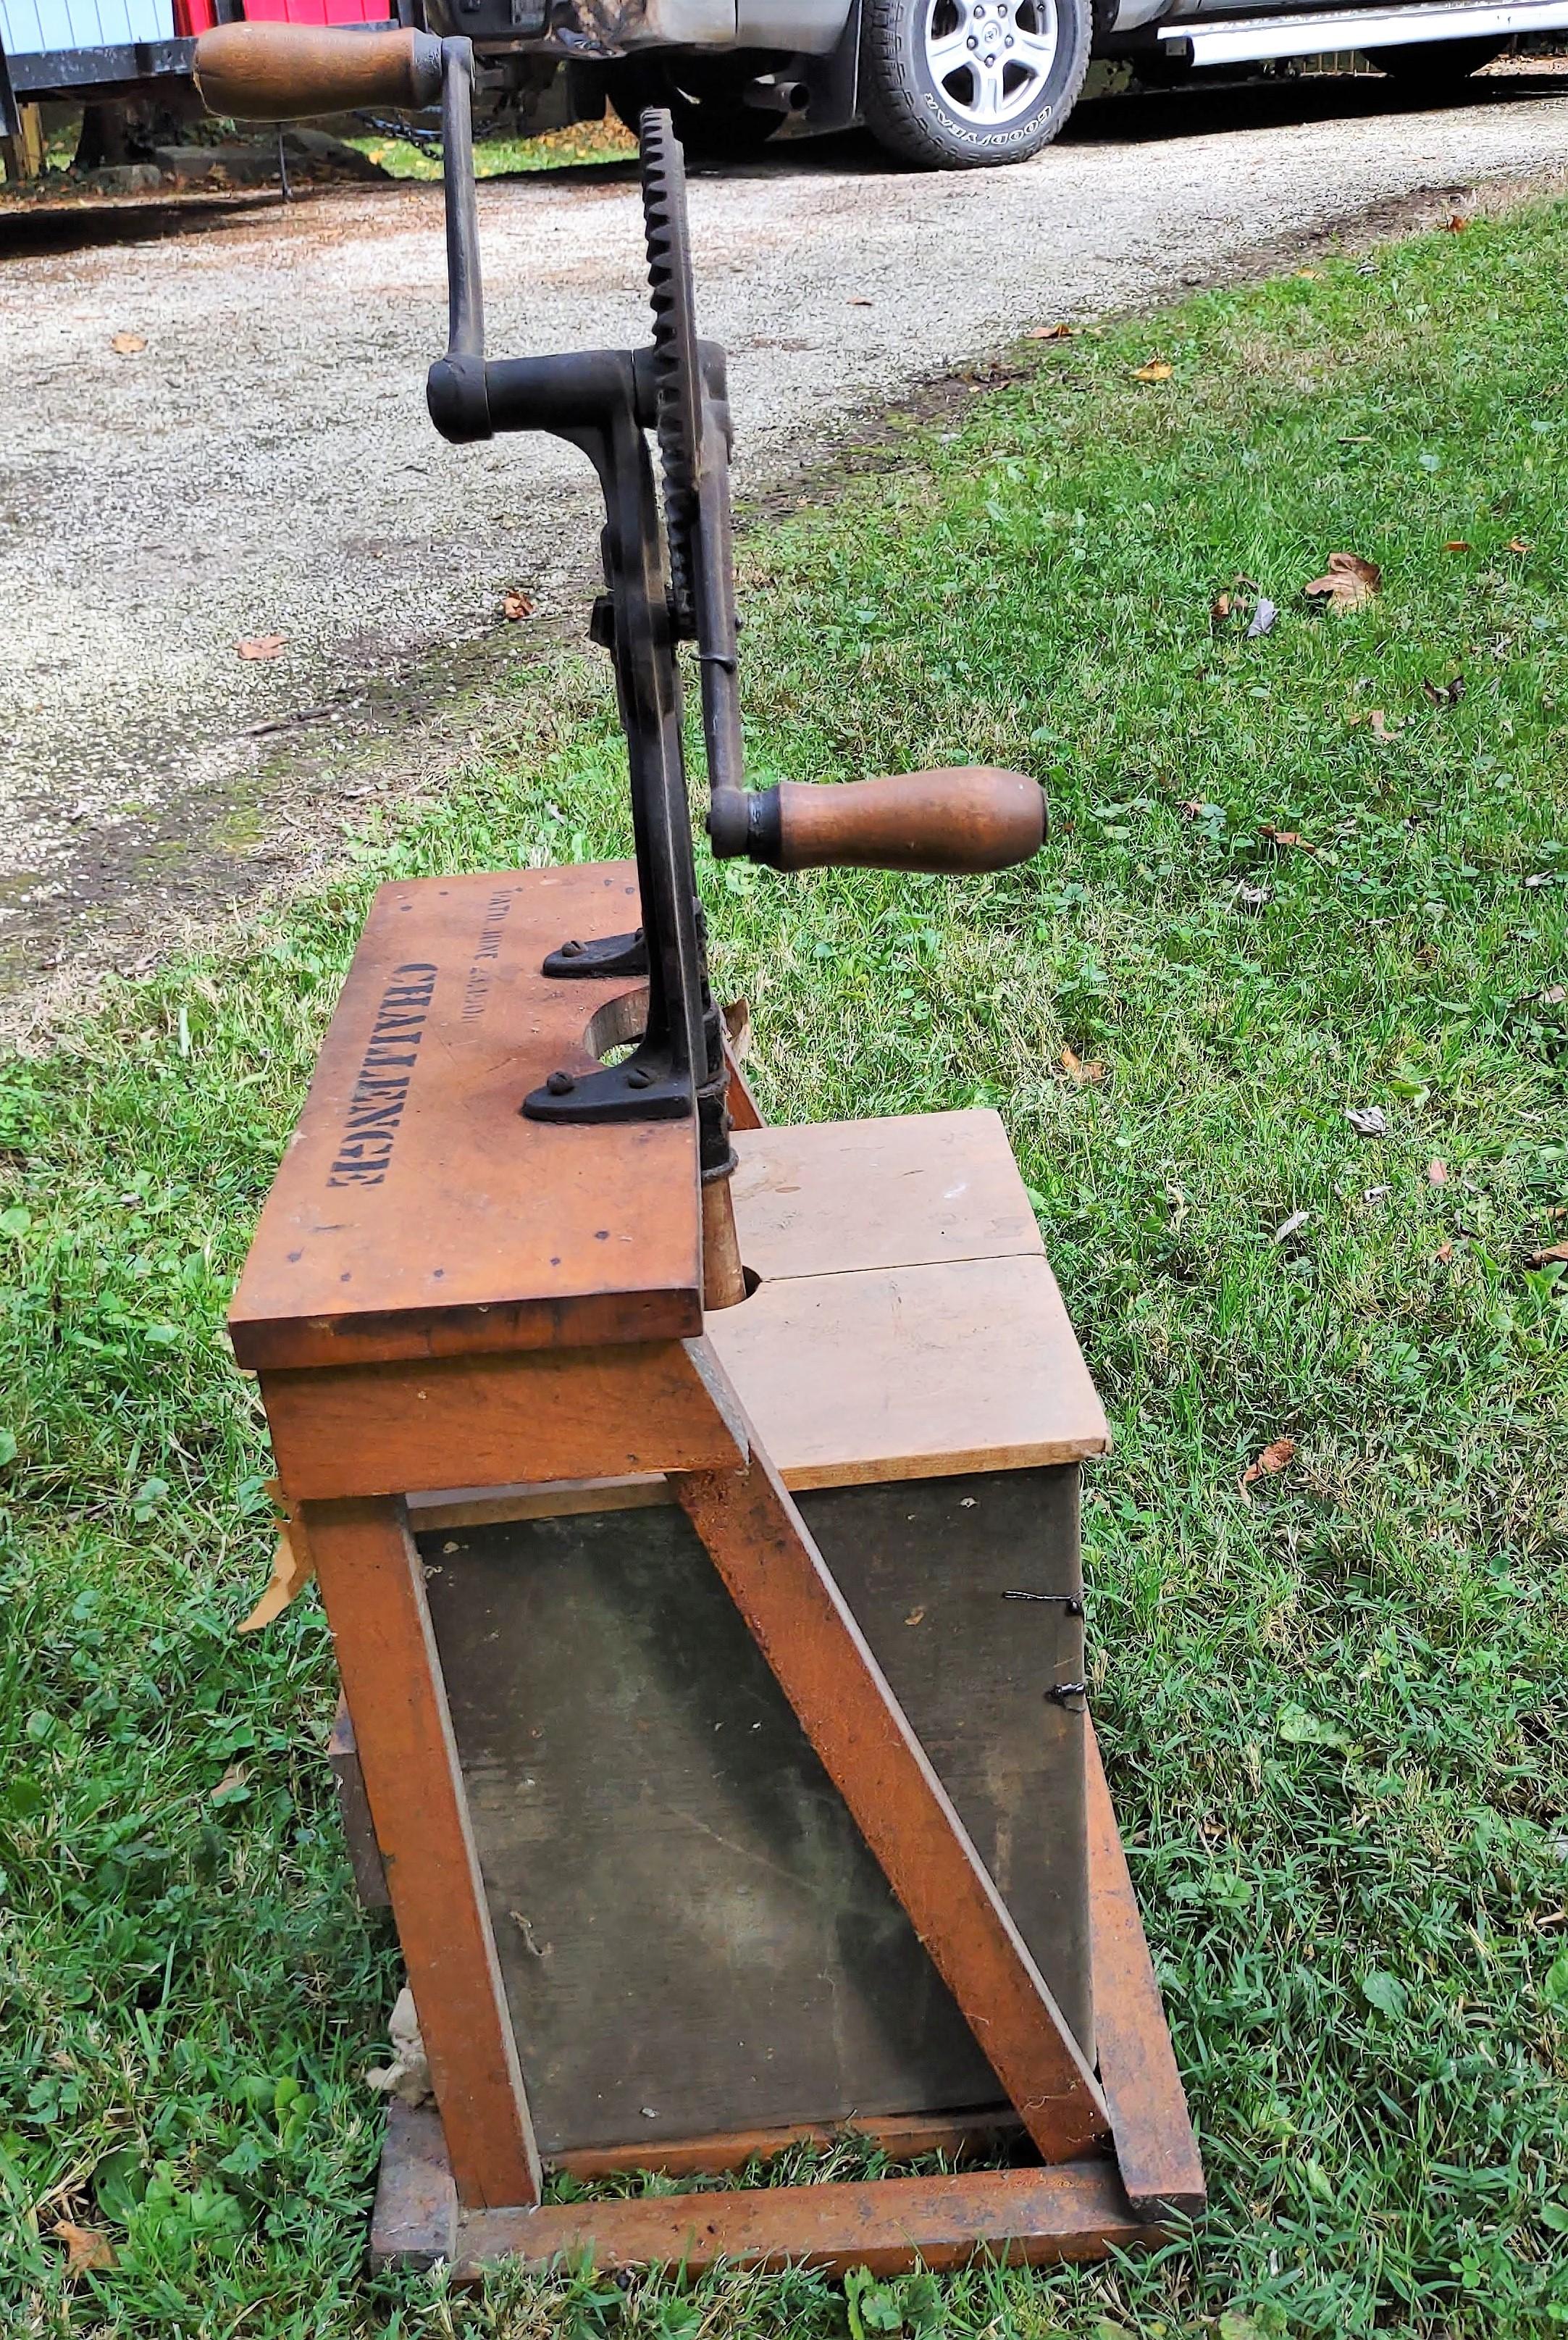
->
[453,2161,1151,2275]
[194,21,443,122]
[704,1254,1110,1486]
[229,867,700,1372]
[728,1108,1044,1282]
[1086,1731,1207,2220]
[403,1110,1104,1526]
[549,2105,1025,2179]
[301,1496,540,2210]
[756,769,1046,873]
[262,1340,744,1501]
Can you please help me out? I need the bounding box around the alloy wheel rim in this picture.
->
[921,0,1060,125]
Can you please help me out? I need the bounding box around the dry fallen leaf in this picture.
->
[1444,214,1469,233]
[240,1487,315,1631]
[1240,1436,1296,1494]
[1540,984,1566,1006]
[1181,798,1206,818]
[1507,537,1533,555]
[1259,824,1317,853]
[55,2223,115,2273]
[501,588,534,621]
[1060,1045,1104,1086]
[1273,1209,1310,1244]
[1027,322,1074,340]
[110,332,146,356]
[366,1984,433,2107]
[1304,551,1382,611]
[1427,1158,1448,1185]
[1131,360,1173,383]
[1369,709,1401,742]
[1210,590,1232,629]
[1443,540,1471,552]
[1422,675,1465,708]
[1527,1240,1568,1267]
[1435,1240,1454,1263]
[211,1763,250,1802]
[720,995,752,1065]
[235,634,286,661]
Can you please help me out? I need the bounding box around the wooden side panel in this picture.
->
[263,1340,744,1501]
[300,1495,541,2210]
[422,1499,1002,2153]
[455,2162,1152,2277]
[808,1470,1092,2060]
[1086,1731,1206,2220]
[672,1392,1110,2168]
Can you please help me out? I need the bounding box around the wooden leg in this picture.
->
[300,1495,542,2210]
[672,1362,1110,2168]
[1086,1731,1205,2220]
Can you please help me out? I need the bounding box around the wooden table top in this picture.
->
[228,866,701,1371]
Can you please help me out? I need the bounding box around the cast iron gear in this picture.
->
[640,108,703,638]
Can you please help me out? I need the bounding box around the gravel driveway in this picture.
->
[2,68,1567,1011]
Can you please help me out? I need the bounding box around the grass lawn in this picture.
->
[2,189,1567,2339]
[346,117,637,180]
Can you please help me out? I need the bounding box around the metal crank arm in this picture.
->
[192,20,1049,1172]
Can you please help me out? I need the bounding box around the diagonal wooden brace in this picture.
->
[672,1340,1110,2166]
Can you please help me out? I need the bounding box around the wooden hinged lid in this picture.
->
[412,1108,1109,1529]
[711,1110,1109,1482]
[228,867,700,1371]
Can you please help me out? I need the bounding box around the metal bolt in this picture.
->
[545,1070,575,1095]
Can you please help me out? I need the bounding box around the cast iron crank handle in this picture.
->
[708,767,1047,874]
[192,21,445,120]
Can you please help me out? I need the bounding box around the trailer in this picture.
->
[0,0,395,180]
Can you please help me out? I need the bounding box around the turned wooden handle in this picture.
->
[728,768,1047,874]
[193,22,444,122]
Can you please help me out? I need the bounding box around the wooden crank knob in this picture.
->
[710,767,1047,874]
[192,22,445,122]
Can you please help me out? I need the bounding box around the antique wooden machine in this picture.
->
[196,18,1203,2276]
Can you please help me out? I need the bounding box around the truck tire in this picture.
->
[1370,35,1504,86]
[860,0,1092,167]
[604,56,783,157]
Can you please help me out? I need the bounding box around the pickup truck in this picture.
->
[434,0,1568,167]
